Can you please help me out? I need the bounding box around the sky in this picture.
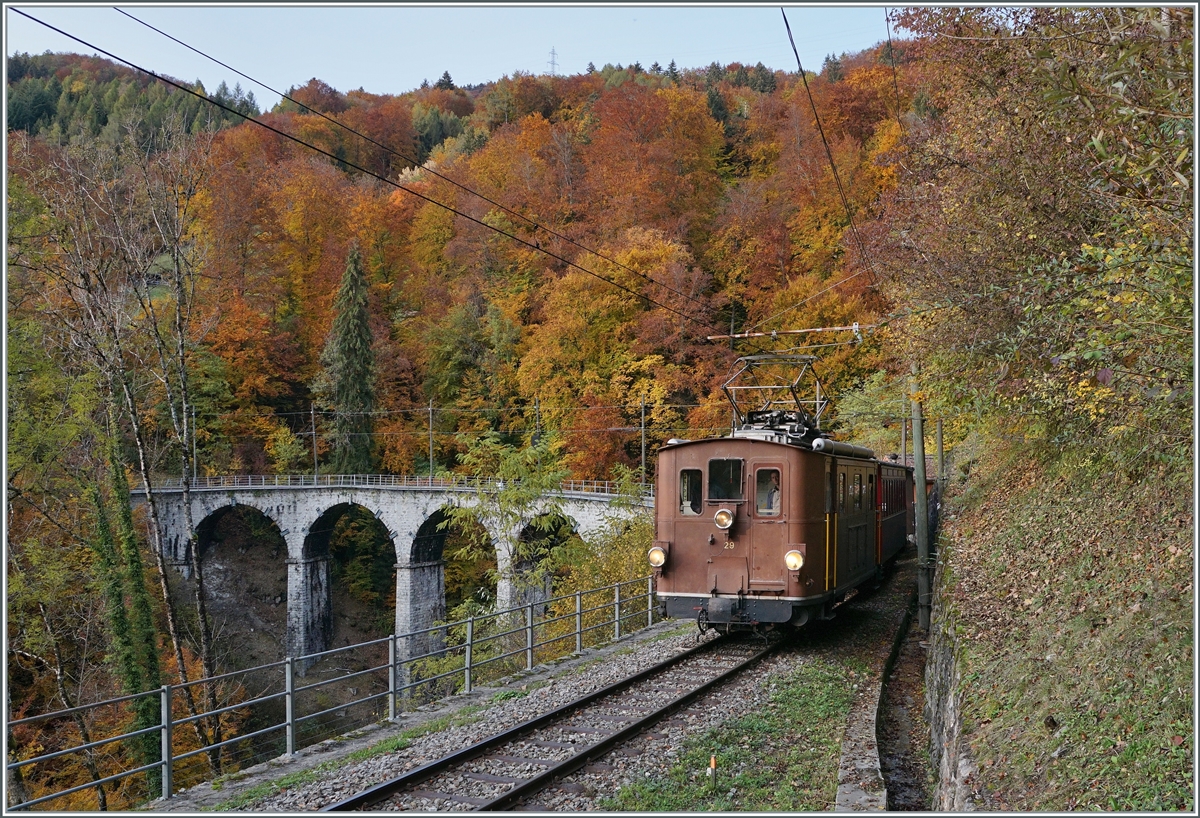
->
[5,3,900,108]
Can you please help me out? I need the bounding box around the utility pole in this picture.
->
[640,396,647,487]
[910,375,930,630]
[936,419,945,487]
[534,397,542,468]
[311,404,318,480]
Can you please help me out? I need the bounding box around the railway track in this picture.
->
[321,634,781,811]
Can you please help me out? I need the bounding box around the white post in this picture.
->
[284,657,295,756]
[160,685,173,800]
[614,583,622,640]
[575,591,582,654]
[387,637,397,721]
[464,617,474,694]
[525,603,534,670]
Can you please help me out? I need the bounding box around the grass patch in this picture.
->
[489,689,527,702]
[941,440,1193,811]
[602,658,853,811]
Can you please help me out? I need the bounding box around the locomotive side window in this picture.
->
[680,469,702,515]
[755,469,781,515]
[825,464,833,513]
[708,459,744,501]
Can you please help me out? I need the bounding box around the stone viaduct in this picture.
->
[132,474,650,663]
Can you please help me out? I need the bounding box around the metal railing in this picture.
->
[5,576,659,812]
[135,473,649,499]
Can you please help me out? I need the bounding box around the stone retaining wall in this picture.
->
[925,558,986,810]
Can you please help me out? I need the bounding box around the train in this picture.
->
[649,354,914,633]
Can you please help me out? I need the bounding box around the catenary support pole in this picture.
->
[311,404,318,479]
[641,396,646,487]
[911,377,931,630]
[937,419,945,487]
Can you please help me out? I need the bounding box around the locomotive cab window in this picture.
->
[680,469,702,515]
[707,459,744,501]
[756,469,781,515]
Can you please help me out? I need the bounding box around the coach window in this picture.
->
[756,469,781,516]
[680,469,702,515]
[853,473,863,511]
[868,474,875,511]
[708,459,744,501]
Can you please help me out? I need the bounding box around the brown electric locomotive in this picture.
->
[649,355,913,632]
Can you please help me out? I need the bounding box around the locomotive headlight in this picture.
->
[784,550,805,571]
[648,546,667,568]
[714,508,735,530]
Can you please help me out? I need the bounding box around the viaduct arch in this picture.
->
[133,476,647,663]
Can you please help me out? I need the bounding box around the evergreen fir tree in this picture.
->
[666,59,680,84]
[321,243,376,474]
[749,62,777,94]
[822,54,844,82]
[435,70,456,90]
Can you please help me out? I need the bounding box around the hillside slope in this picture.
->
[931,437,1193,810]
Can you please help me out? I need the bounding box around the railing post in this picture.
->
[284,657,295,757]
[388,637,397,722]
[160,685,173,801]
[464,617,474,694]
[575,591,583,654]
[614,583,621,640]
[525,603,534,670]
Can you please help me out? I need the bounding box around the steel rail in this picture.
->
[320,636,779,811]
[320,637,724,811]
[476,639,781,811]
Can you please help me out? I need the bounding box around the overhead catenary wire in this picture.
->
[739,8,889,338]
[113,7,712,314]
[883,7,908,133]
[13,9,731,338]
[780,7,878,286]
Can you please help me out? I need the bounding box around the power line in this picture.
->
[744,8,885,337]
[14,9,719,335]
[883,8,908,133]
[112,8,714,316]
[781,8,877,285]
